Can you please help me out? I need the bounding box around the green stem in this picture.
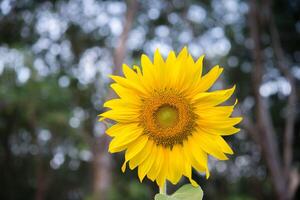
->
[159,182,167,195]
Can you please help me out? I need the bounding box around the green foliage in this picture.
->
[155,184,203,200]
[0,0,299,199]
[107,180,151,200]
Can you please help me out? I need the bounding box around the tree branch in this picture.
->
[112,0,139,76]
[262,0,298,198]
[265,0,297,184]
[92,0,139,199]
[240,114,259,144]
[248,0,286,199]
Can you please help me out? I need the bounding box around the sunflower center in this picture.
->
[155,105,179,128]
[141,90,196,147]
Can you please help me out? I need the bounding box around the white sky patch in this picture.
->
[50,152,65,169]
[96,12,109,26]
[107,1,126,15]
[259,77,291,97]
[228,56,239,67]
[98,61,113,83]
[79,149,93,161]
[235,155,251,168]
[82,0,101,17]
[17,67,31,83]
[38,129,52,145]
[146,40,172,58]
[69,107,86,128]
[0,61,3,74]
[58,76,70,88]
[168,13,180,25]
[0,0,12,15]
[69,117,80,128]
[60,40,74,62]
[94,122,107,137]
[188,43,204,58]
[242,96,255,111]
[36,11,68,41]
[67,147,79,159]
[77,47,103,84]
[212,0,248,25]
[109,17,123,36]
[199,27,231,58]
[155,25,170,38]
[148,8,160,20]
[216,162,227,173]
[32,37,51,53]
[0,47,31,84]
[59,0,125,36]
[187,5,206,24]
[34,58,49,77]
[178,30,193,44]
[127,27,146,50]
[292,66,300,79]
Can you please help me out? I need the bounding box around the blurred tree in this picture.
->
[0,0,299,200]
[242,0,299,199]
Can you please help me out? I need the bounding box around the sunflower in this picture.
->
[100,47,242,188]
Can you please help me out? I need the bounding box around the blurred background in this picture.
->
[0,0,299,199]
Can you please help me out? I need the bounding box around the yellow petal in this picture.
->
[195,103,236,118]
[194,131,228,160]
[167,145,184,184]
[129,139,154,170]
[123,64,152,93]
[186,55,205,94]
[138,145,158,182]
[199,125,241,136]
[177,46,188,61]
[152,49,166,89]
[100,109,140,123]
[133,65,142,76]
[197,117,243,129]
[195,55,204,78]
[108,124,143,153]
[197,65,223,92]
[192,85,236,106]
[147,145,164,181]
[166,51,176,66]
[216,136,234,155]
[125,135,148,161]
[183,140,206,174]
[110,83,141,104]
[141,54,157,88]
[103,98,140,110]
[154,49,164,67]
[122,64,140,83]
[185,138,208,173]
[180,151,194,183]
[176,54,195,93]
[106,123,127,137]
[156,149,168,187]
[110,75,147,96]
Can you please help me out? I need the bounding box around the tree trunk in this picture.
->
[247,0,299,199]
[92,136,111,200]
[35,158,47,200]
[91,0,139,199]
[249,0,286,199]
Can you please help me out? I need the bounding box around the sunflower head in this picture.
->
[100,47,242,187]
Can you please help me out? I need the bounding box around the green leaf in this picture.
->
[154,194,173,200]
[154,184,203,200]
